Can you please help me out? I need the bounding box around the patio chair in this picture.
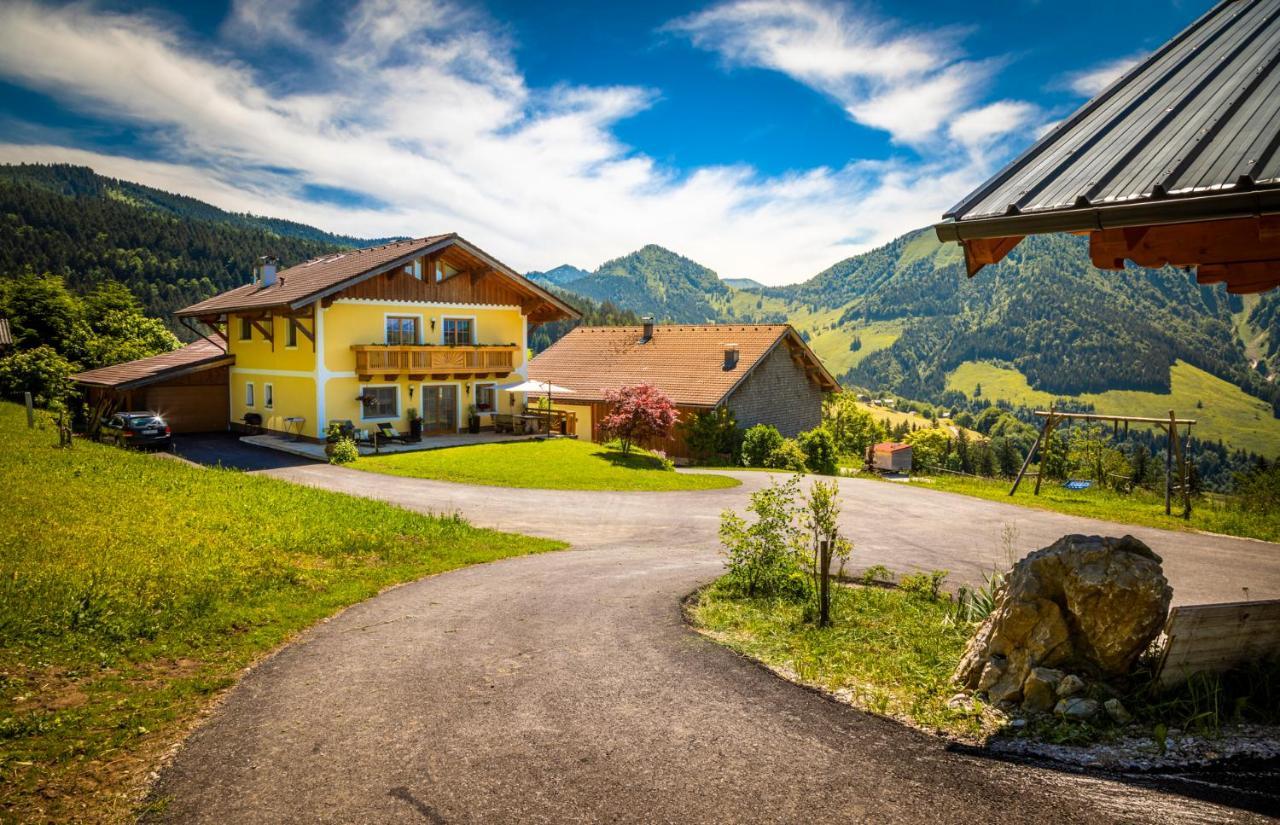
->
[328,419,356,440]
[376,422,412,444]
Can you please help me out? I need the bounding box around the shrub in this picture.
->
[899,569,948,600]
[600,383,678,455]
[719,476,808,599]
[0,345,76,407]
[765,438,808,472]
[860,564,891,585]
[741,424,783,467]
[682,407,741,464]
[327,438,359,465]
[798,427,838,475]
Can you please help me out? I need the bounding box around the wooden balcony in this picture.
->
[351,345,519,380]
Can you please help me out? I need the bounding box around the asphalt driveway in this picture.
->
[149,449,1280,823]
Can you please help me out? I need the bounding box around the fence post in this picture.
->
[24,392,34,428]
[818,539,832,628]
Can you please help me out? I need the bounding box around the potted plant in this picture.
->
[408,408,423,441]
[467,404,481,434]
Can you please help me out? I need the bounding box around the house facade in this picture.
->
[529,322,838,459]
[174,234,578,439]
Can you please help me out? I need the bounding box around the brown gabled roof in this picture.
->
[72,338,233,389]
[175,233,578,319]
[528,324,838,407]
[874,442,911,453]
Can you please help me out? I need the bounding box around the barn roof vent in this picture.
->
[641,316,654,343]
[723,343,739,370]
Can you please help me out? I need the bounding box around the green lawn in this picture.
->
[352,438,741,491]
[944,359,1280,457]
[923,472,1280,544]
[691,579,991,739]
[0,402,563,823]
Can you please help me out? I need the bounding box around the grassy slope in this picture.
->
[353,438,740,491]
[0,403,563,823]
[921,473,1279,544]
[945,360,1280,457]
[693,580,986,738]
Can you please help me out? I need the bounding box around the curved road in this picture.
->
[152,451,1280,823]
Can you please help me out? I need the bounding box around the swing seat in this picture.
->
[1062,479,1093,490]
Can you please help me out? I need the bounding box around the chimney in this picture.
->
[723,343,739,370]
[641,316,654,343]
[259,255,279,287]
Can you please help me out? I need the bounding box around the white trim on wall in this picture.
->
[516,313,529,378]
[231,367,315,378]
[332,298,521,311]
[315,303,328,438]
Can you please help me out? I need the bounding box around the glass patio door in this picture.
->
[421,385,458,433]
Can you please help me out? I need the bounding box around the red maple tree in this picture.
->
[600,383,678,454]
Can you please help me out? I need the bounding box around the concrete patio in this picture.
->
[243,430,561,461]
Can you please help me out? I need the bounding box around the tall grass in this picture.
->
[0,402,563,822]
[925,473,1280,543]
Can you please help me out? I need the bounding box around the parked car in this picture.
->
[99,411,173,450]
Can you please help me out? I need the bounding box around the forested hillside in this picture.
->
[559,244,731,323]
[0,164,372,329]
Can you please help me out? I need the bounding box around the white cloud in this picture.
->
[948,100,1038,149]
[1062,54,1144,98]
[667,0,1035,148]
[0,0,1015,285]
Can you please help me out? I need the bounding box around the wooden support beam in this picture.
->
[1011,403,1052,496]
[962,235,1024,277]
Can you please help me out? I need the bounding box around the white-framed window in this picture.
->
[385,315,419,345]
[475,382,496,412]
[239,317,252,341]
[359,385,399,420]
[245,381,255,407]
[264,383,274,409]
[442,317,474,346]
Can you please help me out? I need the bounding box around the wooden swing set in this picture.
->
[1009,402,1197,518]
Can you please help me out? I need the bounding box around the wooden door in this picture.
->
[422,385,458,433]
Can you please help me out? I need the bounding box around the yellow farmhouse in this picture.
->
[176,233,579,439]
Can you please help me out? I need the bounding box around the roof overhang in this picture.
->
[176,235,581,321]
[73,353,234,390]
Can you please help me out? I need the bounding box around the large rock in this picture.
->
[953,535,1172,705]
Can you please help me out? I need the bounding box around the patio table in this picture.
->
[283,416,306,442]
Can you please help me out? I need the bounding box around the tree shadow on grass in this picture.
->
[594,449,670,472]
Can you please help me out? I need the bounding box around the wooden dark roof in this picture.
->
[72,339,233,390]
[176,233,579,321]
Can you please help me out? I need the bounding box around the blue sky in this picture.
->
[0,0,1203,283]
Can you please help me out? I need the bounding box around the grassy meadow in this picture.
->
[0,402,563,823]
[922,472,1280,544]
[945,359,1280,457]
[692,578,988,739]
[353,438,740,491]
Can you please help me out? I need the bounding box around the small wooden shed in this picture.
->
[871,442,913,472]
[72,339,234,434]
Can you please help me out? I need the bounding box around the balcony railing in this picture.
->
[351,344,518,378]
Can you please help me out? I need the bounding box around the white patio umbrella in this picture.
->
[502,379,575,433]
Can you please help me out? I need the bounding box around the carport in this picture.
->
[73,339,234,434]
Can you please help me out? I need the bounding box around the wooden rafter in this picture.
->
[1089,215,1280,294]
[962,235,1024,276]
